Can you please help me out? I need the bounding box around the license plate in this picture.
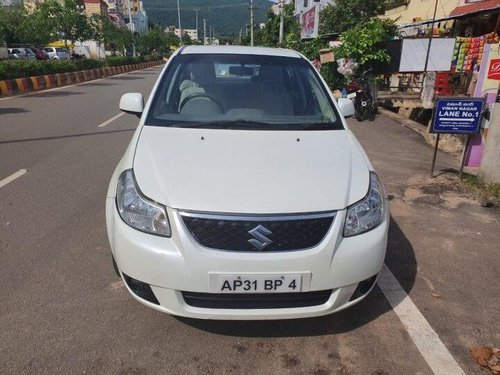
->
[209,274,302,293]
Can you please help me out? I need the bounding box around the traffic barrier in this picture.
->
[0,59,164,97]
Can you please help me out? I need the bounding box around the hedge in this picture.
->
[0,55,163,80]
[104,55,162,66]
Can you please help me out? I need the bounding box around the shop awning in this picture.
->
[47,41,75,48]
[450,0,500,17]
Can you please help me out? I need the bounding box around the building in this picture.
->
[171,28,198,41]
[84,0,108,17]
[383,0,499,36]
[384,0,461,26]
[122,0,148,34]
[104,0,123,12]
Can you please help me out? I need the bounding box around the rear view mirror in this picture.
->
[229,66,255,76]
[337,98,355,118]
[119,93,144,117]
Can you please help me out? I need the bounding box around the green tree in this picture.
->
[333,18,399,66]
[0,5,26,45]
[88,14,136,55]
[17,5,55,46]
[253,3,298,47]
[181,32,192,46]
[319,0,386,34]
[137,27,177,55]
[37,0,93,48]
[110,27,136,55]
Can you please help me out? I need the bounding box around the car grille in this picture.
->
[182,290,333,309]
[180,212,335,252]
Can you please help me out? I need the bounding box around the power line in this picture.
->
[144,3,249,11]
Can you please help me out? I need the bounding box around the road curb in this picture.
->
[0,60,164,97]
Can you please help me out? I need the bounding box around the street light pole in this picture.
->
[127,0,136,56]
[249,0,254,46]
[203,18,207,45]
[278,0,284,46]
[195,9,199,42]
[177,0,182,46]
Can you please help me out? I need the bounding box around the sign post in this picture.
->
[430,98,485,177]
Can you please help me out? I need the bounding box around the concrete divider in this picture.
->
[0,60,164,97]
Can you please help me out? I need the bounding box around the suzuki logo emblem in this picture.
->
[248,225,273,250]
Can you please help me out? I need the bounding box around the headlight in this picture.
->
[344,172,386,237]
[116,169,171,237]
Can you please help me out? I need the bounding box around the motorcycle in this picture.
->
[345,69,378,122]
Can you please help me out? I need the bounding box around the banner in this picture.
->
[301,5,319,40]
[399,38,455,72]
[487,59,500,80]
[474,43,500,104]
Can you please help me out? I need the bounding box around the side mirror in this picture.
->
[119,93,144,117]
[337,97,355,118]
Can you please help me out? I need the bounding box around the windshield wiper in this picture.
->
[298,123,336,130]
[171,120,274,129]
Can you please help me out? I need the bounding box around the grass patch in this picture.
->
[460,174,500,205]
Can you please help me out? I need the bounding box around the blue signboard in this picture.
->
[432,98,484,134]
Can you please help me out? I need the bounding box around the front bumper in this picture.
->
[106,198,388,320]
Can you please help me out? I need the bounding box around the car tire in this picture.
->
[355,108,366,122]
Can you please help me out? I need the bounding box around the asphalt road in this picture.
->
[0,66,498,375]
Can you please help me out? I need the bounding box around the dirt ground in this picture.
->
[349,114,499,375]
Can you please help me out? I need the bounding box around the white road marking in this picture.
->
[0,169,28,188]
[97,112,124,128]
[378,264,465,375]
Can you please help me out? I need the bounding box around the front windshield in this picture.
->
[146,53,344,130]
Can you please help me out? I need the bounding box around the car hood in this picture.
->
[133,126,370,214]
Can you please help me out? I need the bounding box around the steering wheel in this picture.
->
[179,93,224,112]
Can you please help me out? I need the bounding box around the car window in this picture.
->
[146,54,343,130]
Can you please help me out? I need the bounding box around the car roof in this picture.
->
[179,45,302,59]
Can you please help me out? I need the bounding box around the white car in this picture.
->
[43,47,69,60]
[106,46,389,320]
[8,47,36,60]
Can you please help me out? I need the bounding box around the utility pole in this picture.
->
[177,0,182,46]
[249,0,254,46]
[203,18,207,45]
[278,0,284,46]
[127,0,136,56]
[194,9,199,42]
[421,0,439,92]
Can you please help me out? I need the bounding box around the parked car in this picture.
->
[30,48,49,60]
[107,46,389,320]
[43,47,69,60]
[24,48,36,60]
[8,48,35,60]
[70,52,86,59]
[7,48,24,59]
